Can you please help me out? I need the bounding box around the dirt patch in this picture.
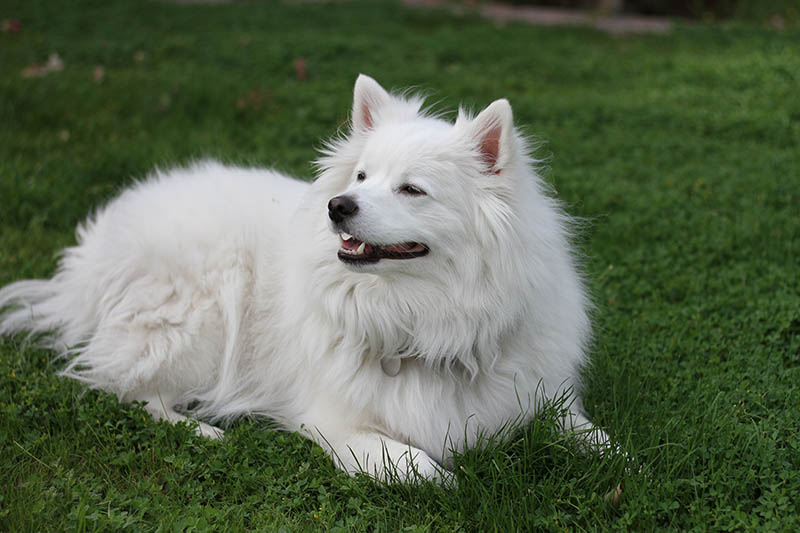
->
[404,0,672,34]
[166,0,234,4]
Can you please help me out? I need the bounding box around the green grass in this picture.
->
[1,0,799,530]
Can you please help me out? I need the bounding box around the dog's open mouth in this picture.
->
[338,232,429,264]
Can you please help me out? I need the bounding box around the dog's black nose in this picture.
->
[328,195,359,223]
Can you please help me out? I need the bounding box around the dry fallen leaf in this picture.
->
[769,14,785,30]
[45,53,63,71]
[294,57,307,81]
[93,66,105,83]
[1,19,21,33]
[235,89,270,112]
[21,52,64,78]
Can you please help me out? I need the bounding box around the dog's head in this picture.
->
[307,76,583,373]
[318,74,523,279]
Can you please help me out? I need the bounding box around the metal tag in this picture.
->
[380,357,402,377]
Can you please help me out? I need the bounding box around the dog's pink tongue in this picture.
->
[341,238,362,251]
[342,238,373,255]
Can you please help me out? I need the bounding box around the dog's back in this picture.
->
[0,161,307,398]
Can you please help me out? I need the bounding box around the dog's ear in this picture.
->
[467,99,514,174]
[352,74,392,133]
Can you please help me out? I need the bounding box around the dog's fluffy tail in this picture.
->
[0,270,96,353]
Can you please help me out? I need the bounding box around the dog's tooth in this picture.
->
[340,232,352,241]
[356,242,366,255]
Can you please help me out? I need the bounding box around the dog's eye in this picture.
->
[356,171,366,182]
[398,184,426,196]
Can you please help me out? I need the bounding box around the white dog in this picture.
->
[0,75,608,482]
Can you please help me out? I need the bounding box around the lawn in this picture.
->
[1,0,799,530]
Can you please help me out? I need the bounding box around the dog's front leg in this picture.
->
[298,407,445,483]
[327,431,444,483]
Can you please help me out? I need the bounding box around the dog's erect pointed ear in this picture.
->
[352,74,392,133]
[467,99,514,174]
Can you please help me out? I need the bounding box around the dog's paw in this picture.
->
[369,440,449,485]
[392,446,443,483]
[336,434,448,484]
[194,421,225,440]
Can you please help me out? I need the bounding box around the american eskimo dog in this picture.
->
[0,75,609,482]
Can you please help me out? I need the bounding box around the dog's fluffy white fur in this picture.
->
[0,75,607,482]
